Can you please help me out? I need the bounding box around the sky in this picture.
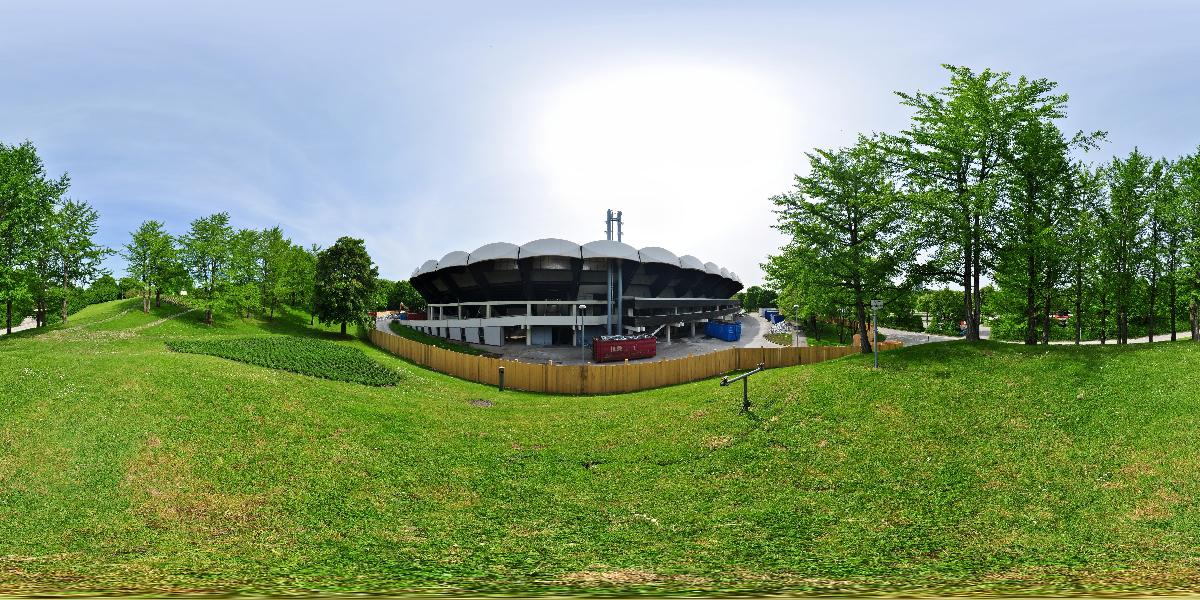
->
[2,1,1199,285]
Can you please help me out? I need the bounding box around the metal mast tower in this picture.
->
[604,210,624,335]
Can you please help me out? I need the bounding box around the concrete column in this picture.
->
[691,322,696,337]
[526,325,532,346]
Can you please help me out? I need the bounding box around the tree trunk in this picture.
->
[1100,295,1108,345]
[143,288,150,314]
[1147,275,1158,343]
[1190,298,1198,342]
[155,287,162,307]
[1025,264,1038,345]
[205,306,213,325]
[5,300,11,334]
[1041,289,1053,345]
[1170,280,1178,342]
[340,322,347,335]
[1073,275,1083,345]
[61,265,70,324]
[855,300,871,354]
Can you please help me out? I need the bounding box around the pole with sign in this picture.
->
[870,299,883,368]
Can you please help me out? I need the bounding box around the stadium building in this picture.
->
[399,234,743,347]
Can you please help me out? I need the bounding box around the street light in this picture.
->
[578,304,587,363]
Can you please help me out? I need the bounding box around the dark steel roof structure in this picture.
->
[410,238,743,304]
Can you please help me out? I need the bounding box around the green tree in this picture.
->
[1101,149,1154,344]
[226,228,263,319]
[259,226,292,319]
[122,220,177,314]
[180,213,234,325]
[1063,165,1105,344]
[770,138,911,353]
[315,237,378,335]
[388,279,426,312]
[51,199,110,323]
[88,274,121,303]
[888,65,1070,341]
[1178,149,1200,341]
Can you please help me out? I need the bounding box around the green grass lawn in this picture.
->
[4,298,1200,595]
[765,332,793,346]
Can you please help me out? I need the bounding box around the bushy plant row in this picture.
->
[166,336,402,386]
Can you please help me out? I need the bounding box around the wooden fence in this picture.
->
[368,329,898,395]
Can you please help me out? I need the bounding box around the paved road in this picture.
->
[0,317,36,336]
[743,313,807,348]
[879,323,1194,346]
[378,313,808,365]
[876,325,960,347]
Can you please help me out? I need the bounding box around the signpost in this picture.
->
[870,299,883,369]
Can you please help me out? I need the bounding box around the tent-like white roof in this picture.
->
[518,238,581,259]
[581,240,640,261]
[704,262,722,275]
[414,259,440,277]
[679,255,706,271]
[637,246,681,266]
[438,251,470,269]
[467,242,520,264]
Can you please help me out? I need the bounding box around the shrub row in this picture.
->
[166,336,402,387]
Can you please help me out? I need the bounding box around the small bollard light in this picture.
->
[720,362,766,413]
[498,366,505,392]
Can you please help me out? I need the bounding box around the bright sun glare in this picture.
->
[535,63,800,225]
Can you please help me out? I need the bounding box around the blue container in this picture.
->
[398,313,408,320]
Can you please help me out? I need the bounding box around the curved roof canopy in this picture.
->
[411,241,742,302]
[637,246,681,266]
[581,240,640,261]
[518,238,581,259]
[438,251,470,269]
[679,255,706,271]
[414,259,440,277]
[467,242,519,264]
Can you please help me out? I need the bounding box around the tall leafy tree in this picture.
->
[226,228,263,319]
[1101,149,1154,344]
[259,226,292,319]
[887,65,1070,341]
[51,199,110,323]
[388,279,426,313]
[1179,149,1200,341]
[769,138,910,353]
[315,237,378,335]
[180,212,233,325]
[1063,165,1105,344]
[122,220,177,314]
[994,121,1102,344]
[0,141,69,331]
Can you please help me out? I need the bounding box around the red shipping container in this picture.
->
[406,311,427,320]
[592,336,657,362]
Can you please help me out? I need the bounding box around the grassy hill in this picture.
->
[4,299,1200,595]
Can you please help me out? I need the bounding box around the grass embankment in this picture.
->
[388,319,493,356]
[5,298,1200,595]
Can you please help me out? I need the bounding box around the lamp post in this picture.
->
[579,304,587,363]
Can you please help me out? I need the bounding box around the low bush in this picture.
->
[166,336,402,386]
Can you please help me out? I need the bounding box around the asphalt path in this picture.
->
[0,317,36,336]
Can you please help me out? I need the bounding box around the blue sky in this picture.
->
[3,1,1199,284]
